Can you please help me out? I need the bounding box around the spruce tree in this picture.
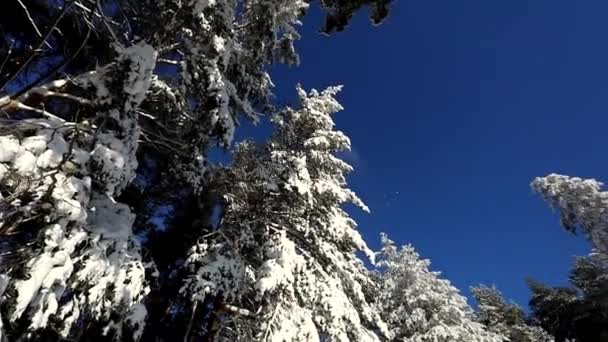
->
[471,285,553,342]
[0,0,395,340]
[181,86,386,341]
[530,174,608,341]
[374,234,504,342]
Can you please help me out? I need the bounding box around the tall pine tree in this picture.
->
[181,86,386,341]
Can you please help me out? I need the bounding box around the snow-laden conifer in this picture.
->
[471,285,553,342]
[0,43,156,341]
[532,174,608,255]
[0,0,394,339]
[375,234,504,342]
[182,86,386,341]
[530,174,608,340]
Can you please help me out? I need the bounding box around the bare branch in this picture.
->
[15,102,65,122]
[183,300,198,342]
[10,3,96,100]
[158,58,180,65]
[26,87,92,106]
[16,0,52,49]
[0,0,75,92]
[96,0,119,43]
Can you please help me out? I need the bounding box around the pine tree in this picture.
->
[181,86,386,341]
[374,234,504,342]
[471,285,553,342]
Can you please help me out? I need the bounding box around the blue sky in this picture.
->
[233,1,608,307]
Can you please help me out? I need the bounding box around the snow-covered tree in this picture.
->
[530,174,608,341]
[0,42,156,340]
[374,234,504,342]
[531,174,608,255]
[569,253,608,305]
[0,0,395,340]
[471,285,553,342]
[181,86,386,341]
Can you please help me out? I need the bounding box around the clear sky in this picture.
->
[234,1,608,308]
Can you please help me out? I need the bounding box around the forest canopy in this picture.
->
[0,1,605,342]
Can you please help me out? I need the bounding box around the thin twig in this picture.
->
[0,1,75,92]
[184,300,199,342]
[16,102,65,122]
[27,88,92,106]
[158,58,180,65]
[0,40,14,77]
[263,300,281,342]
[9,2,95,100]
[15,0,50,49]
[96,0,119,43]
